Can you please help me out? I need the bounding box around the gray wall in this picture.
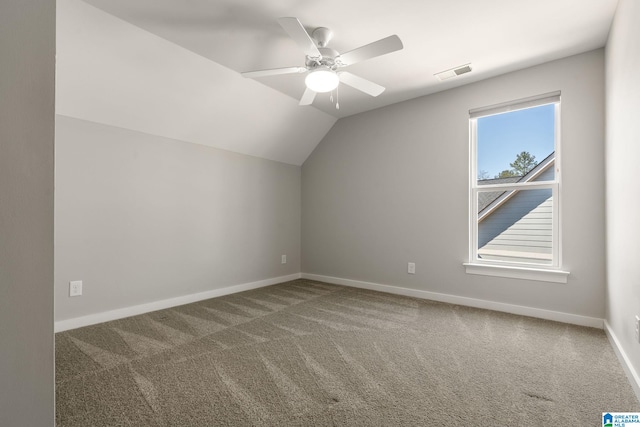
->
[302,50,606,318]
[55,116,301,321]
[0,0,55,425]
[605,0,640,384]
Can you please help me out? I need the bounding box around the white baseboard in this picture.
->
[604,320,640,402]
[301,273,604,329]
[54,273,301,332]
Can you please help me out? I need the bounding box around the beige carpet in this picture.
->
[55,279,639,426]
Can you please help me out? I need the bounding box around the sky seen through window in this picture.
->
[477,104,555,180]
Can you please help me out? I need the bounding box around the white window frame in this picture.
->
[464,92,569,283]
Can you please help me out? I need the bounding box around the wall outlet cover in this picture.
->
[281,255,287,264]
[69,280,83,297]
[408,262,416,274]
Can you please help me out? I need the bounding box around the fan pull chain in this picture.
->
[330,91,334,103]
[336,84,340,110]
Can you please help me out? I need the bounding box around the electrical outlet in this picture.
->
[69,280,83,297]
[281,255,287,264]
[408,262,416,274]
[635,315,640,344]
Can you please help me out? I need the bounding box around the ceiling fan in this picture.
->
[241,17,403,108]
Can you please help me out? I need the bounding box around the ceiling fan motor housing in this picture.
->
[306,46,340,69]
[304,27,340,70]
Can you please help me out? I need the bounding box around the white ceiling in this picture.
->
[83,0,618,118]
[57,0,618,166]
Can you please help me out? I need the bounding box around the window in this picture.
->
[466,92,568,282]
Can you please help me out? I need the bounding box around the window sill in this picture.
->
[463,262,569,283]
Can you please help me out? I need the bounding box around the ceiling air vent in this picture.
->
[434,63,472,81]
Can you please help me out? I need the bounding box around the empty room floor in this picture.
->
[55,279,639,426]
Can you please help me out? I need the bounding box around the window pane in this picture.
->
[476,104,555,185]
[477,188,553,265]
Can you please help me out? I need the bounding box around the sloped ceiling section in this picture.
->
[56,0,337,166]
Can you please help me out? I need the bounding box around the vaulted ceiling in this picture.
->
[56,0,618,165]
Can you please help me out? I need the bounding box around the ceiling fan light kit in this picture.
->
[305,66,339,92]
[241,17,403,108]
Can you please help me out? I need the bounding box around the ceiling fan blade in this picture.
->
[339,72,385,97]
[299,87,316,106]
[338,35,403,66]
[241,66,306,79]
[278,17,322,58]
